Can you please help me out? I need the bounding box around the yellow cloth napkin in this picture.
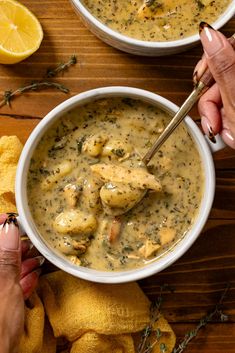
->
[19,292,56,353]
[0,135,23,213]
[19,271,175,353]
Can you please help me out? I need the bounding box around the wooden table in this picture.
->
[0,1,235,351]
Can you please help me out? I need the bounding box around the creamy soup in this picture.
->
[27,98,204,271]
[81,0,231,41]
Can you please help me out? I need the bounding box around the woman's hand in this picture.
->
[195,24,235,148]
[0,213,44,353]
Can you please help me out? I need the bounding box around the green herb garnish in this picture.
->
[111,148,125,157]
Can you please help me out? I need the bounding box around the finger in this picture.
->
[21,239,33,257]
[198,83,222,135]
[0,213,7,224]
[200,25,235,136]
[193,54,207,84]
[0,214,21,282]
[220,107,235,149]
[20,256,45,279]
[20,269,41,300]
[220,129,235,149]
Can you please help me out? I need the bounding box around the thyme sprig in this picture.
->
[0,55,77,108]
[138,284,173,353]
[173,283,230,353]
[139,283,230,353]
[1,81,69,108]
[46,54,77,78]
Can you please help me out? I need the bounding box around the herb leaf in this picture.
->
[111,148,125,157]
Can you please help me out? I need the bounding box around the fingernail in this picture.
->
[199,22,224,57]
[29,242,34,251]
[0,214,19,250]
[199,21,214,33]
[201,116,216,143]
[224,129,235,144]
[24,239,34,252]
[193,70,198,85]
[208,126,216,143]
[36,256,45,266]
[21,239,33,253]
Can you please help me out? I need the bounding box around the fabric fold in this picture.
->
[19,270,176,353]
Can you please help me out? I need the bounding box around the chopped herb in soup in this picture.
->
[27,98,204,271]
[80,0,231,41]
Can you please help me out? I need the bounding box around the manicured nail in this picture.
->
[201,116,216,143]
[21,239,33,254]
[193,70,198,85]
[4,213,19,227]
[199,22,224,57]
[224,129,235,145]
[0,214,19,250]
[199,21,214,33]
[208,126,216,143]
[28,242,34,251]
[36,256,45,266]
[23,239,34,251]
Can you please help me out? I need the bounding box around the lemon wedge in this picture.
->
[0,0,43,64]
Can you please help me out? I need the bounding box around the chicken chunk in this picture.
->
[159,227,176,246]
[139,240,161,258]
[67,255,81,266]
[137,0,174,19]
[90,163,161,191]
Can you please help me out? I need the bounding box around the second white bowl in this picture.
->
[70,0,235,56]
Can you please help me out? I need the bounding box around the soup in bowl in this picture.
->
[70,0,235,55]
[16,87,216,283]
[80,0,231,42]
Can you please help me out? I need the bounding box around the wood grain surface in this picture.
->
[0,1,235,351]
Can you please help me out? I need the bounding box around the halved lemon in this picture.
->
[0,0,43,64]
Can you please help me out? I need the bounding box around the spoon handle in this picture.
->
[142,81,205,165]
[142,33,235,165]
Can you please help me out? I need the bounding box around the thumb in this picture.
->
[199,24,235,133]
[0,214,21,281]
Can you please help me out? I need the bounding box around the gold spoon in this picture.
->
[142,32,235,165]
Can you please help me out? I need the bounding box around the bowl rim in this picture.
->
[16,86,215,283]
[70,0,235,49]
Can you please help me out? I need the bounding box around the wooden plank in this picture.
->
[0,116,40,144]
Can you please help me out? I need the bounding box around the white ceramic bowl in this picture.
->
[70,0,235,56]
[16,86,219,283]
